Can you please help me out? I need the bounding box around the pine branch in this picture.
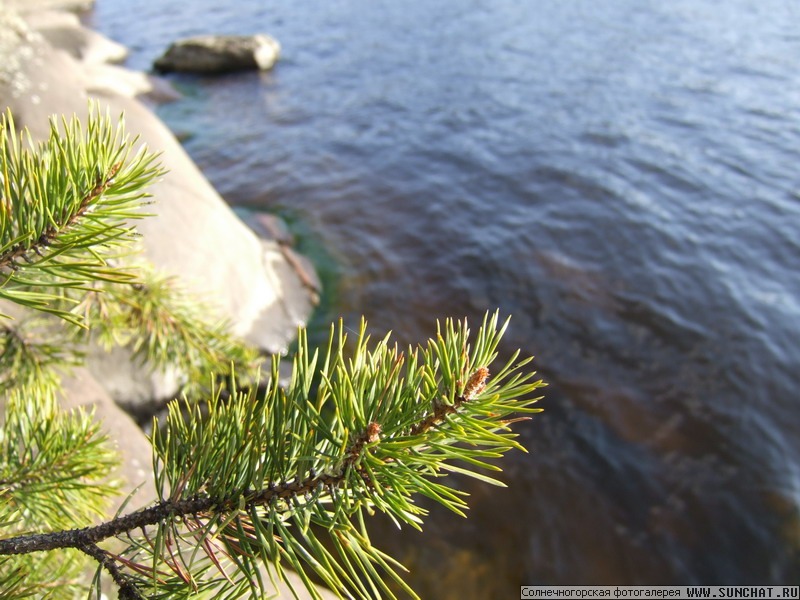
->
[0,161,121,273]
[0,89,545,600]
[0,318,81,394]
[0,398,442,556]
[0,105,162,325]
[0,314,545,599]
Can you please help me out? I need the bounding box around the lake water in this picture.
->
[88,0,800,595]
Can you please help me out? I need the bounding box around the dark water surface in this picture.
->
[90,0,800,594]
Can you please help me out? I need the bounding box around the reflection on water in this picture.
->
[91,0,800,594]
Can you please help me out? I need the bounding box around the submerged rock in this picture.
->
[154,34,280,74]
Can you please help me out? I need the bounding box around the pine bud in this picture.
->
[366,421,382,444]
[463,367,489,401]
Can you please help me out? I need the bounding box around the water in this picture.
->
[88,0,800,594]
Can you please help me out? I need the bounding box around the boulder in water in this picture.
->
[154,34,280,74]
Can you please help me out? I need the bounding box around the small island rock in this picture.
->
[154,34,280,74]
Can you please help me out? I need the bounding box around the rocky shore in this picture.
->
[0,1,330,596]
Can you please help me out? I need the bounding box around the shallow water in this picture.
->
[90,0,800,593]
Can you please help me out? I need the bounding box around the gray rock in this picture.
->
[2,0,95,12]
[57,368,157,514]
[244,212,322,302]
[84,62,181,101]
[33,21,128,64]
[247,212,296,246]
[18,9,178,102]
[154,34,280,74]
[84,344,186,415]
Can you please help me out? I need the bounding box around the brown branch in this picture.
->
[78,541,145,600]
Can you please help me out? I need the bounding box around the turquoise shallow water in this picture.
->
[90,0,800,594]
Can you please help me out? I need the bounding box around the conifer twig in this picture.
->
[0,106,162,324]
[0,162,121,275]
[0,392,447,556]
[0,323,543,600]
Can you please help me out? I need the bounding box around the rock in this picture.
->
[96,93,316,356]
[2,0,95,13]
[57,368,157,514]
[18,9,178,103]
[154,34,280,74]
[243,212,322,303]
[84,62,181,101]
[14,9,81,29]
[279,245,322,305]
[84,344,186,416]
[248,212,296,246]
[30,18,129,64]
